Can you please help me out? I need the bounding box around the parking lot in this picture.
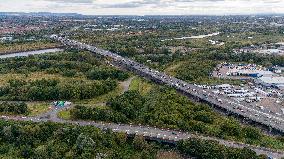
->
[201,84,284,118]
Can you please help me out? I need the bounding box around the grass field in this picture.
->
[27,102,51,117]
[0,102,50,117]
[164,61,185,76]
[0,41,60,54]
[74,83,123,106]
[0,72,86,86]
[129,77,153,95]
[57,110,71,120]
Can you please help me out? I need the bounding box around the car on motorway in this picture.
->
[172,132,177,135]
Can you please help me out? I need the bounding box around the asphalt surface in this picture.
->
[50,35,284,134]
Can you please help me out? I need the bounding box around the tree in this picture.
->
[237,147,258,159]
[220,119,241,138]
[115,132,127,145]
[75,133,96,153]
[243,127,262,141]
[194,111,215,124]
[133,135,148,151]
[177,138,261,159]
[109,90,144,120]
[34,145,48,158]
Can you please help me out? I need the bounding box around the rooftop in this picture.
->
[258,76,284,84]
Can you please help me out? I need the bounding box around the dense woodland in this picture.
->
[0,78,117,101]
[0,102,28,115]
[0,120,161,159]
[202,50,284,67]
[0,120,270,159]
[177,138,268,159]
[0,51,129,81]
[0,51,130,101]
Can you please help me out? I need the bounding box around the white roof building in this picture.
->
[256,76,284,89]
[238,70,274,76]
[215,84,232,89]
[228,69,275,77]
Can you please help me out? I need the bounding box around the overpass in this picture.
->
[50,35,284,135]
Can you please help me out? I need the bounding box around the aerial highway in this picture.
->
[50,34,284,135]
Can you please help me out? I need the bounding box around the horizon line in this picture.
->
[1,12,284,16]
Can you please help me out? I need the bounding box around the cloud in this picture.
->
[101,0,162,8]
[175,0,224,2]
[0,0,284,15]
[44,0,94,4]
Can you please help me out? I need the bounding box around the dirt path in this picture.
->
[120,77,135,94]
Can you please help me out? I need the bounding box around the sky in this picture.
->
[0,0,284,15]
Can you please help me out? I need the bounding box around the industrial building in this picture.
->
[270,66,284,74]
[227,69,275,77]
[256,76,284,90]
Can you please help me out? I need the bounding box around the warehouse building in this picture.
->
[227,69,275,78]
[270,66,284,74]
[256,76,284,90]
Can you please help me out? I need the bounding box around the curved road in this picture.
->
[1,105,283,158]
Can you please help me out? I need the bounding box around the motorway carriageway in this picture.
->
[52,35,284,134]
